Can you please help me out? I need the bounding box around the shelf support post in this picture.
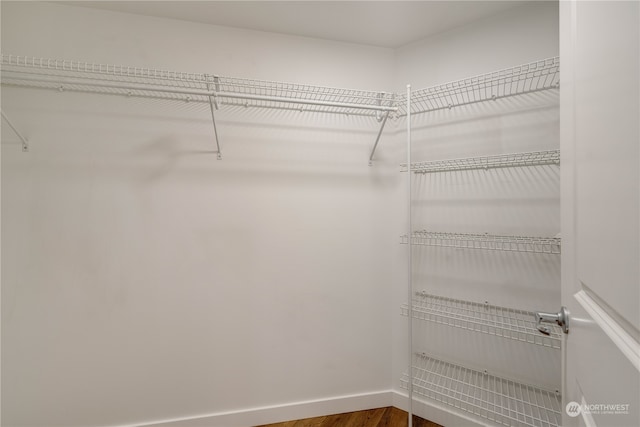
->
[406,84,413,427]
[207,80,222,160]
[1,110,29,152]
[368,110,389,166]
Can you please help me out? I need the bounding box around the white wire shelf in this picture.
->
[400,353,562,427]
[0,54,397,161]
[1,54,216,102]
[401,292,562,349]
[0,54,397,116]
[400,231,561,254]
[400,150,560,173]
[397,57,559,116]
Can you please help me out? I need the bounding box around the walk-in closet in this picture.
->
[1,2,638,427]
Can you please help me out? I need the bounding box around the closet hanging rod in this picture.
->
[215,92,397,112]
[2,80,381,118]
[4,74,399,113]
[4,75,213,97]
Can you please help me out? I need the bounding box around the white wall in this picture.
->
[1,2,399,427]
[394,1,560,90]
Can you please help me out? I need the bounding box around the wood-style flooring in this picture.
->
[255,406,442,427]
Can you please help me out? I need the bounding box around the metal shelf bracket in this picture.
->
[1,110,29,152]
[369,92,395,166]
[368,110,390,166]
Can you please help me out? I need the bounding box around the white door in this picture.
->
[560,1,639,426]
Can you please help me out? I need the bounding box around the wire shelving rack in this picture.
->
[0,54,397,162]
[401,150,560,173]
[396,57,559,116]
[400,353,562,427]
[399,57,563,427]
[401,292,562,349]
[0,54,397,115]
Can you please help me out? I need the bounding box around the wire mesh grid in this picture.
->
[401,292,562,348]
[0,54,397,116]
[400,354,562,427]
[214,75,397,115]
[400,150,560,173]
[400,231,561,254]
[396,57,559,116]
[0,54,214,102]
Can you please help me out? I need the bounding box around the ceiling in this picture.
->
[59,1,532,48]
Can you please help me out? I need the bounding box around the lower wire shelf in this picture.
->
[401,353,562,427]
[401,292,563,349]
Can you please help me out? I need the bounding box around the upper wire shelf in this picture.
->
[401,150,560,173]
[1,54,216,102]
[401,231,561,254]
[1,54,398,162]
[397,57,560,116]
[400,353,562,427]
[401,292,562,349]
[0,54,397,117]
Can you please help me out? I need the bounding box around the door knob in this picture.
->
[535,306,569,335]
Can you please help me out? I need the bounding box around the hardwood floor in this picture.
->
[255,406,442,427]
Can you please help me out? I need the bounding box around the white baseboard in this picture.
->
[124,390,394,427]
[116,389,486,427]
[391,390,487,427]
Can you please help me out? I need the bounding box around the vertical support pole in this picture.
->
[1,110,29,152]
[206,82,222,160]
[407,84,413,427]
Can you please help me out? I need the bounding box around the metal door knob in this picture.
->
[535,306,569,335]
